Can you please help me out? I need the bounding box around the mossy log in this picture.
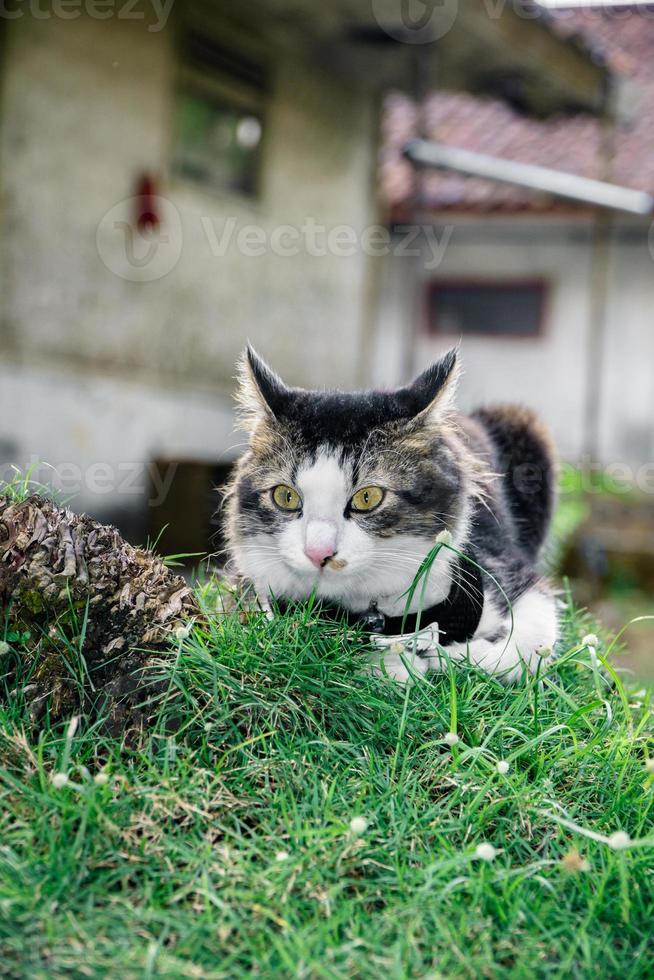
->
[0,494,200,735]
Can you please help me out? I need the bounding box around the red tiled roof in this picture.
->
[381,6,654,216]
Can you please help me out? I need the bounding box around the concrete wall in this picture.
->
[373,216,654,466]
[0,11,377,520]
[598,225,654,465]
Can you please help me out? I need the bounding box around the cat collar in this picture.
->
[275,554,484,647]
[354,554,485,646]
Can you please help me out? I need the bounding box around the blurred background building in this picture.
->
[377,7,654,468]
[0,0,610,530]
[1,1,652,668]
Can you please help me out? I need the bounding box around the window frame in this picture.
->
[171,26,270,203]
[425,277,549,340]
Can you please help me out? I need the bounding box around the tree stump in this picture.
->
[0,494,200,736]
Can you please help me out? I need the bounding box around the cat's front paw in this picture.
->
[370,645,430,684]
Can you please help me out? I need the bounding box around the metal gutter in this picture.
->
[404,138,654,216]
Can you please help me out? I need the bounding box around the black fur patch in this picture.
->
[472,405,556,559]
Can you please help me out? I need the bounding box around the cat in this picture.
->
[225,346,558,682]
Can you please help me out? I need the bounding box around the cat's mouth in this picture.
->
[285,553,350,578]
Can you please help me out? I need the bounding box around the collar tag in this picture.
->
[371,624,439,653]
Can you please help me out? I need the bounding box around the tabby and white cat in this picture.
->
[225,347,558,682]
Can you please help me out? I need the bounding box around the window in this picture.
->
[173,29,268,198]
[427,280,547,338]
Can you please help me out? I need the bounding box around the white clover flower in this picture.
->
[535,645,552,660]
[349,816,368,835]
[0,641,10,657]
[645,759,654,775]
[94,772,109,786]
[275,850,290,862]
[443,732,459,747]
[474,842,497,862]
[435,529,453,547]
[496,760,510,775]
[51,772,69,789]
[582,634,599,649]
[608,831,631,851]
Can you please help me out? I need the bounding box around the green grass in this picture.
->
[1,587,654,979]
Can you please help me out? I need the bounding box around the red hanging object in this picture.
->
[135,173,159,232]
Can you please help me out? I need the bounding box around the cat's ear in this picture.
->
[406,347,460,421]
[236,346,291,424]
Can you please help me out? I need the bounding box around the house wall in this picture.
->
[373,216,654,467]
[598,225,654,466]
[0,11,377,522]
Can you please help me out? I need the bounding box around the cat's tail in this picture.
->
[472,405,558,560]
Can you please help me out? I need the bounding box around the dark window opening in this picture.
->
[147,459,235,568]
[427,280,547,338]
[173,28,268,198]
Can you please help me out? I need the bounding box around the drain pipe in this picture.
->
[403,139,654,216]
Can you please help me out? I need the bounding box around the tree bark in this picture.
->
[0,494,199,736]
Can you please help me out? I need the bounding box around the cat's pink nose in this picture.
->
[304,544,336,568]
[305,519,337,568]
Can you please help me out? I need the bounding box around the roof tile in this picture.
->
[382,7,654,215]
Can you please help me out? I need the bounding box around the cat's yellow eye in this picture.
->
[272,484,302,511]
[350,486,384,513]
